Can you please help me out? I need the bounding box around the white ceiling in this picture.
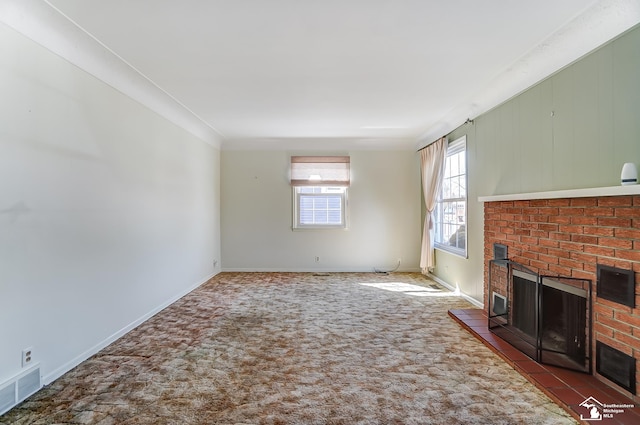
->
[7,1,640,150]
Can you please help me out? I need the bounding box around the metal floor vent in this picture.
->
[0,364,41,416]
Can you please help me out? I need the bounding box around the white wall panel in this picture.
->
[221,151,421,272]
[0,23,220,384]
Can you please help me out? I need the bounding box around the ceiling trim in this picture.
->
[0,0,224,148]
[221,137,418,152]
[416,0,640,150]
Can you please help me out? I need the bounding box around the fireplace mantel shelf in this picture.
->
[478,184,640,202]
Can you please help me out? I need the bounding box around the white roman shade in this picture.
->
[290,156,350,187]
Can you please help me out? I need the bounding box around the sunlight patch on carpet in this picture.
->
[358,281,459,297]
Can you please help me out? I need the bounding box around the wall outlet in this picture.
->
[315,256,320,262]
[22,347,33,367]
[213,259,218,268]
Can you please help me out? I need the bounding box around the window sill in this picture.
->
[435,244,467,259]
[292,226,349,231]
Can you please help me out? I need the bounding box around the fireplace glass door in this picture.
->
[488,260,592,374]
[539,277,588,371]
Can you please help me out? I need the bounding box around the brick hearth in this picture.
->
[483,195,640,404]
[449,308,640,424]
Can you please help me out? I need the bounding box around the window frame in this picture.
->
[434,136,468,258]
[292,186,349,230]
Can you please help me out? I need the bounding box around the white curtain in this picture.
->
[419,137,447,274]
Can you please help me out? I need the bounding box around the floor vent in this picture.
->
[0,364,41,416]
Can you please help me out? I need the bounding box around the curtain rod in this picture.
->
[416,118,474,152]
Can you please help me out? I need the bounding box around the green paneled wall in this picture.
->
[432,24,640,303]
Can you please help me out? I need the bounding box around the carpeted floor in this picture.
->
[1,272,577,424]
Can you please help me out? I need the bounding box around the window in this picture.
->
[434,136,467,256]
[294,186,347,228]
[291,156,349,229]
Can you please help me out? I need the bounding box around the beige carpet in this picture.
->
[1,272,577,424]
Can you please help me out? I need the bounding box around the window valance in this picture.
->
[290,156,350,187]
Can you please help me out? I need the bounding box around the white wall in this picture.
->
[221,150,421,272]
[0,23,220,384]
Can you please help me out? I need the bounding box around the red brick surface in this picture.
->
[484,196,640,403]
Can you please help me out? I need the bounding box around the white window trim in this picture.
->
[292,186,349,230]
[434,136,468,258]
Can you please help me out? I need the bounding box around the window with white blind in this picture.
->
[291,156,350,229]
[434,136,467,256]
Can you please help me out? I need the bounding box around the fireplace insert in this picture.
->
[488,260,592,373]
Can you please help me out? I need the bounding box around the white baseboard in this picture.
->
[43,271,218,385]
[220,267,422,273]
[427,273,484,308]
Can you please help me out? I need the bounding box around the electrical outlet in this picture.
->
[213,259,218,268]
[22,347,33,367]
[315,256,320,262]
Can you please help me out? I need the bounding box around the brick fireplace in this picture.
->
[483,193,640,403]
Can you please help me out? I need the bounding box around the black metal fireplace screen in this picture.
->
[488,260,593,373]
